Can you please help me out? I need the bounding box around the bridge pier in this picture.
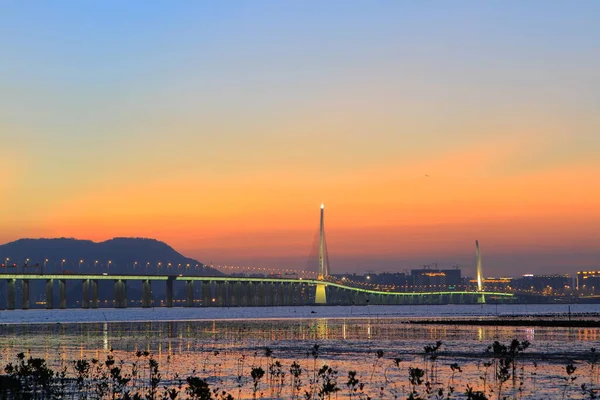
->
[166,278,173,308]
[295,283,305,305]
[253,282,261,306]
[202,281,212,306]
[282,283,290,306]
[264,282,272,306]
[45,279,54,309]
[185,280,194,307]
[328,286,337,304]
[82,279,90,309]
[230,281,237,306]
[290,282,298,305]
[59,279,67,309]
[7,279,16,310]
[114,279,127,308]
[274,283,283,306]
[265,282,273,306]
[478,293,486,304]
[237,282,246,306]
[255,282,263,306]
[142,280,152,308]
[373,294,381,305]
[329,286,339,304]
[91,279,98,308]
[227,281,235,306]
[370,293,378,305]
[383,293,391,305]
[249,282,258,306]
[215,281,227,307]
[224,281,231,306]
[226,282,235,307]
[315,283,327,304]
[273,282,280,306]
[214,281,221,306]
[22,279,30,310]
[230,282,241,306]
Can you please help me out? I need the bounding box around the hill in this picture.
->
[0,237,220,276]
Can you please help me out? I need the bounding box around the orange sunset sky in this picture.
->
[1,2,599,277]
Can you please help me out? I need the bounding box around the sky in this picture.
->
[1,1,599,277]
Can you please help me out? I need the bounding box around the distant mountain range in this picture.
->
[0,237,221,276]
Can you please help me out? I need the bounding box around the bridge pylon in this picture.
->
[476,240,485,304]
[315,203,329,304]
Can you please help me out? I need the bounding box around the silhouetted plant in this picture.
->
[186,376,212,400]
[408,367,425,399]
[235,354,247,398]
[479,361,492,396]
[211,388,234,400]
[308,344,320,397]
[290,361,303,400]
[424,340,443,383]
[369,349,384,383]
[74,358,91,396]
[109,359,132,398]
[348,370,369,400]
[496,357,512,399]
[4,352,55,398]
[268,360,285,397]
[447,362,462,397]
[485,339,530,399]
[465,384,489,400]
[581,383,597,399]
[55,364,68,399]
[147,356,162,400]
[531,361,538,392]
[250,366,264,399]
[589,347,599,387]
[562,362,577,400]
[316,364,339,400]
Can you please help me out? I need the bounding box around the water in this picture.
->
[1,304,599,399]
[0,303,597,324]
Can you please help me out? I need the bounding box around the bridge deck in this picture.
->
[0,273,513,297]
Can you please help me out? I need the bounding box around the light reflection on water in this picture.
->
[0,318,599,398]
[1,305,600,398]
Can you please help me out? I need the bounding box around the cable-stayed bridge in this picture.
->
[0,206,513,309]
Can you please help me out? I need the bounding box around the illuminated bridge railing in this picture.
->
[0,273,514,310]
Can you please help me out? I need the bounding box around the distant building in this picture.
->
[468,277,513,291]
[513,274,571,295]
[577,270,600,295]
[410,267,462,291]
